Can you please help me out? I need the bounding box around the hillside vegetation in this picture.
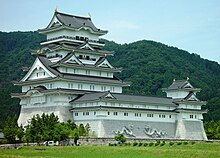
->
[0,31,220,128]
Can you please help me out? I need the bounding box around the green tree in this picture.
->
[3,115,24,143]
[114,133,126,144]
[78,124,86,136]
[70,128,80,145]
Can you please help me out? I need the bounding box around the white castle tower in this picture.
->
[12,11,207,140]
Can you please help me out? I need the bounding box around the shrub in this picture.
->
[191,141,196,145]
[124,142,131,146]
[114,133,126,144]
[160,141,166,146]
[109,143,117,146]
[133,142,138,146]
[143,143,148,147]
[109,143,113,146]
[155,142,159,146]
[169,142,174,146]
[138,142,143,146]
[183,141,188,145]
[155,141,160,146]
[177,142,182,145]
[149,142,154,146]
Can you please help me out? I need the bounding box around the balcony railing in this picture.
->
[41,35,105,44]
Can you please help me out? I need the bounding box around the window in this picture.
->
[147,114,153,117]
[86,112,89,115]
[68,96,74,100]
[36,73,39,77]
[110,87,115,92]
[113,112,118,116]
[135,113,141,117]
[101,86,106,91]
[190,115,193,119]
[83,112,85,116]
[68,83,73,88]
[159,114,165,118]
[90,85,94,90]
[43,72,46,76]
[124,112,128,116]
[75,113,78,116]
[86,56,90,60]
[169,115,172,118]
[79,55,83,59]
[94,112,96,115]
[108,112,110,115]
[50,83,53,89]
[78,84,83,90]
[195,115,197,119]
[86,70,90,75]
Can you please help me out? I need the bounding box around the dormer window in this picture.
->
[86,56,90,60]
[79,55,83,59]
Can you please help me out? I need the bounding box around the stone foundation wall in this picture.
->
[18,106,73,126]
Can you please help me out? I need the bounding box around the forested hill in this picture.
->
[0,31,220,128]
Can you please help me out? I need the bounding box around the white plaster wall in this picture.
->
[22,80,122,93]
[47,29,99,41]
[176,112,204,121]
[73,109,176,123]
[166,91,189,99]
[28,68,51,80]
[57,66,114,78]
[178,104,202,110]
[20,93,77,108]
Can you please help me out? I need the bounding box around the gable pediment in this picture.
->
[183,83,193,89]
[47,15,62,29]
[185,92,199,101]
[79,43,95,51]
[64,54,83,65]
[187,94,199,101]
[97,59,114,68]
[103,92,116,99]
[21,58,56,82]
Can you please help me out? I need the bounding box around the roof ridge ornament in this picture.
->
[55,6,58,12]
[87,12,91,18]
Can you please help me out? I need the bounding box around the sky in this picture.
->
[1,0,220,63]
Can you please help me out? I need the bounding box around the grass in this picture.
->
[0,142,220,158]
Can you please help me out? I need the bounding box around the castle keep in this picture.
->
[12,11,207,140]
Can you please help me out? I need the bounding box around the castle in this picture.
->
[12,11,207,140]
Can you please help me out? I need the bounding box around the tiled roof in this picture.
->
[71,91,176,106]
[40,11,107,35]
[167,80,191,90]
[39,43,115,56]
[11,88,94,97]
[16,55,127,86]
[70,106,176,113]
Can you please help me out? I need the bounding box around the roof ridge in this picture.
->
[56,11,91,20]
[112,93,172,99]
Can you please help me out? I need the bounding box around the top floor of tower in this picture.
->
[38,10,107,47]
